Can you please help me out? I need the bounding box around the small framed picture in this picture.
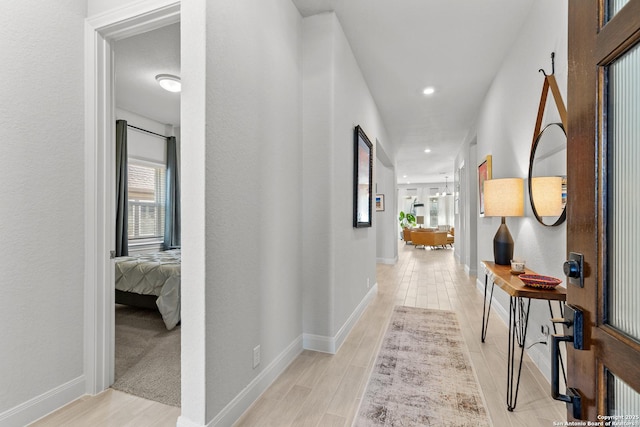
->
[375,194,385,212]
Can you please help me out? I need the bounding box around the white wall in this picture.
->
[117,109,170,164]
[181,0,304,424]
[301,13,333,342]
[0,0,87,424]
[473,0,568,380]
[453,139,479,274]
[375,157,398,264]
[302,12,390,346]
[87,0,176,17]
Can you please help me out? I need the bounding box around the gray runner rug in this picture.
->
[112,304,180,407]
[354,306,491,426]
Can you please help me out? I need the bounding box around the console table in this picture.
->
[480,261,566,411]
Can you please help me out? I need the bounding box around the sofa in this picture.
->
[403,227,433,244]
[410,230,448,249]
[402,227,413,244]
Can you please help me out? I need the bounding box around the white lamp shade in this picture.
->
[484,178,524,217]
[532,176,563,217]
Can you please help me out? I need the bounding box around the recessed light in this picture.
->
[156,74,181,93]
[423,87,435,95]
[403,175,408,178]
[424,149,431,153]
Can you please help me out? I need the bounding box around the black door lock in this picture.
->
[563,252,584,288]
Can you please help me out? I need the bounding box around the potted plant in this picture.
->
[398,211,416,229]
[399,211,416,242]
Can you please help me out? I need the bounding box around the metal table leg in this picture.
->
[481,273,496,342]
[506,296,531,411]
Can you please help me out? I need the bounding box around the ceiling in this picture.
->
[114,23,181,128]
[114,1,535,184]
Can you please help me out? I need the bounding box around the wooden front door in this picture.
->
[566,0,640,421]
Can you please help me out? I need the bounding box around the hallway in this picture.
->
[235,244,566,426]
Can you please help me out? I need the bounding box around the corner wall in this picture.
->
[302,12,391,349]
[473,0,568,380]
[376,156,397,265]
[0,1,87,425]
[181,0,304,424]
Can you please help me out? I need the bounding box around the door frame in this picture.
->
[83,0,180,395]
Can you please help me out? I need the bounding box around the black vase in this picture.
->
[493,217,513,265]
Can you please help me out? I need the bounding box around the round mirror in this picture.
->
[528,122,567,226]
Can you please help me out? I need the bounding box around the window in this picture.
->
[128,161,166,241]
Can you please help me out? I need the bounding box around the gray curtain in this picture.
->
[115,120,129,257]
[164,136,181,249]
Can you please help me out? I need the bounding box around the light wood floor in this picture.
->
[31,243,566,426]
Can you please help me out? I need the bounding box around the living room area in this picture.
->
[397,183,455,250]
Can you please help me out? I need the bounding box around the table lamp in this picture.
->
[531,176,563,217]
[416,216,424,228]
[484,178,524,265]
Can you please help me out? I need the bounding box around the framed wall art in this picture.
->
[478,154,492,217]
[375,194,385,212]
[353,125,373,227]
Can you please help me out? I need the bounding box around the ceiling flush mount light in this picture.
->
[423,87,435,95]
[155,74,181,93]
[424,149,431,153]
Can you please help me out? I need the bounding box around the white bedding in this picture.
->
[115,249,181,330]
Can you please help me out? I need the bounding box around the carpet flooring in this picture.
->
[112,304,181,407]
[354,306,491,426]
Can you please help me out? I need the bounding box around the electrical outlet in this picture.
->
[253,345,260,369]
[540,325,551,345]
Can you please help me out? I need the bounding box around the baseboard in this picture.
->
[302,333,335,354]
[303,283,378,354]
[176,416,203,427]
[0,375,85,427]
[203,335,304,427]
[376,256,397,265]
[465,264,477,276]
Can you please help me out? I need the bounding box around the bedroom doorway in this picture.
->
[84,2,181,402]
[111,20,181,407]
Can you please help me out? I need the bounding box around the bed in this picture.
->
[114,249,181,330]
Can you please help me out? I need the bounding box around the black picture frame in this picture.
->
[353,125,373,228]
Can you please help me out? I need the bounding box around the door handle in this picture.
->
[550,304,584,419]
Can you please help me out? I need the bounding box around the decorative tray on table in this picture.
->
[518,274,562,289]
